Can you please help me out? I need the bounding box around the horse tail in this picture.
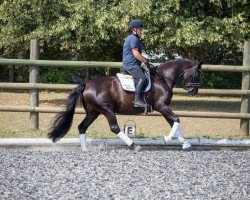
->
[48,83,85,142]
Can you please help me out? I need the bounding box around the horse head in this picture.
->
[155,59,203,96]
[182,60,203,96]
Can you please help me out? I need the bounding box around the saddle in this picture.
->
[116,66,152,92]
[116,65,153,114]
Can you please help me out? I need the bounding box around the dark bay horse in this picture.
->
[48,59,203,150]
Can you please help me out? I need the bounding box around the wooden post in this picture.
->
[29,39,39,129]
[9,66,14,82]
[240,41,250,135]
[86,68,90,81]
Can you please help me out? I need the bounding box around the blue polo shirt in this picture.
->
[122,34,143,70]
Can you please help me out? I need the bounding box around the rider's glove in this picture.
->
[145,59,151,68]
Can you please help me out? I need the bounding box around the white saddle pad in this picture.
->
[116,72,151,92]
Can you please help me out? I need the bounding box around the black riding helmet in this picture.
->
[129,20,144,29]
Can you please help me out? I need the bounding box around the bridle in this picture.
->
[154,64,201,91]
[183,67,202,91]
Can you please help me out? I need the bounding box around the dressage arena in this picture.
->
[1,43,250,198]
[0,145,249,199]
[0,92,249,199]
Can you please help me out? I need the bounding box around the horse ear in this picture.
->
[197,61,203,69]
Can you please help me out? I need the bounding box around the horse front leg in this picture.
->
[158,105,191,150]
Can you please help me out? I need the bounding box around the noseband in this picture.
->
[183,68,202,91]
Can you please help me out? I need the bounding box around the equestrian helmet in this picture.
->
[129,20,144,29]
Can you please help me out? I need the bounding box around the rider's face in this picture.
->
[133,28,143,37]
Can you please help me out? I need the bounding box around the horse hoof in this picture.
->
[130,145,142,151]
[134,145,142,151]
[164,136,173,144]
[81,145,87,152]
[182,142,191,150]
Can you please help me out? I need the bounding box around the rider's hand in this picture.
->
[145,59,150,68]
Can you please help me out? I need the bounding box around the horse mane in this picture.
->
[158,58,193,68]
[149,58,196,78]
[149,59,187,76]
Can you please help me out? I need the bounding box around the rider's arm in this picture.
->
[132,48,147,64]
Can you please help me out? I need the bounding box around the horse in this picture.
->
[48,59,203,150]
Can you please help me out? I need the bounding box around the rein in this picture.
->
[153,65,201,90]
[155,69,176,84]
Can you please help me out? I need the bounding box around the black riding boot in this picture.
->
[134,94,148,108]
[134,79,148,108]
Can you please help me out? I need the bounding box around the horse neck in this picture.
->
[165,76,175,89]
[161,64,188,89]
[157,59,195,89]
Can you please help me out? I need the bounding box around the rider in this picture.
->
[122,19,151,108]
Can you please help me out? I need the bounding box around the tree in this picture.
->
[0,0,249,87]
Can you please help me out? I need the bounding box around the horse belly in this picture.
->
[115,105,144,115]
[114,94,146,115]
[84,77,145,115]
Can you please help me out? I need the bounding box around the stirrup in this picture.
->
[134,100,148,108]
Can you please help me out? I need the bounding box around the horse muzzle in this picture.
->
[184,83,200,96]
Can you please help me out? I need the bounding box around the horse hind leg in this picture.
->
[78,112,99,151]
[103,111,141,150]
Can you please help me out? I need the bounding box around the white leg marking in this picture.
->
[117,131,133,146]
[176,130,191,149]
[164,122,180,143]
[79,134,87,151]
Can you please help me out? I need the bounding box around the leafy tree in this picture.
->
[0,0,249,87]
